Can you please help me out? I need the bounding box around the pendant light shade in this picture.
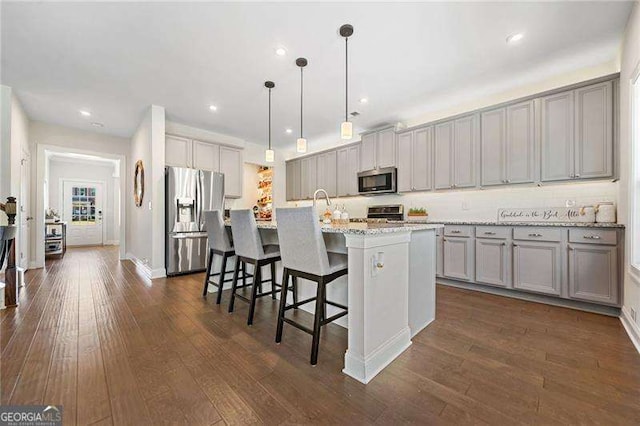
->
[339,24,354,140]
[264,81,275,163]
[296,57,308,153]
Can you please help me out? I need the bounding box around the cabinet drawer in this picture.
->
[513,227,564,242]
[569,228,617,245]
[476,226,510,239]
[444,225,473,237]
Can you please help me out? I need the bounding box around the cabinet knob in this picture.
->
[575,174,581,178]
[583,235,601,240]
[484,231,496,235]
[569,174,575,178]
[528,233,543,237]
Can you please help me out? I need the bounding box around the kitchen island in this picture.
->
[225,221,442,384]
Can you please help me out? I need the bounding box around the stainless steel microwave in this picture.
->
[357,167,397,195]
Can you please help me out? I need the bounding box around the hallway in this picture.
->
[2,246,640,425]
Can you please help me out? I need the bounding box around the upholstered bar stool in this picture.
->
[202,210,251,304]
[228,209,282,326]
[275,206,348,365]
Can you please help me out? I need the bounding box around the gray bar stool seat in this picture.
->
[275,206,348,365]
[202,210,252,304]
[228,210,287,325]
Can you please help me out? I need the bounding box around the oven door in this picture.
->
[358,167,397,195]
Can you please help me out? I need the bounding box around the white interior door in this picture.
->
[19,151,31,269]
[63,180,104,246]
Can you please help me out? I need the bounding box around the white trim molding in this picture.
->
[621,306,640,354]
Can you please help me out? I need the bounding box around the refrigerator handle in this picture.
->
[195,171,201,229]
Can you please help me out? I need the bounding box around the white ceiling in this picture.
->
[1,2,633,148]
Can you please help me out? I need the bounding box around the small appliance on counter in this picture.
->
[357,167,397,195]
[595,202,616,223]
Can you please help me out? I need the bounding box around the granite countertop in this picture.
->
[225,220,442,235]
[417,220,625,229]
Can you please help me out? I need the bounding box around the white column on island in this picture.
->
[342,231,413,384]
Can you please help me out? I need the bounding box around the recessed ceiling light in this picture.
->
[91,122,104,128]
[506,33,524,44]
[79,110,91,117]
[285,128,292,134]
[359,98,368,104]
[209,105,218,111]
[275,47,287,56]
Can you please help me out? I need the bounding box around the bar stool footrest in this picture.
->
[282,317,314,335]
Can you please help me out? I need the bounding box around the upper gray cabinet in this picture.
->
[541,81,613,182]
[434,115,479,190]
[481,101,535,186]
[317,151,337,197]
[300,156,317,200]
[193,140,220,172]
[337,144,361,197]
[574,81,613,179]
[396,127,433,192]
[165,135,193,168]
[219,146,243,198]
[360,127,396,171]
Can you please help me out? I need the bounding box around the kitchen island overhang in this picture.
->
[224,221,442,384]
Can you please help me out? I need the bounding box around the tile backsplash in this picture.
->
[289,181,618,222]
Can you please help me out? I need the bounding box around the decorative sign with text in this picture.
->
[498,207,588,223]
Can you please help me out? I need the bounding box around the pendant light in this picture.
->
[339,24,354,140]
[296,57,308,153]
[264,81,275,162]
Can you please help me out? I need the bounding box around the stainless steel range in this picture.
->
[365,204,404,222]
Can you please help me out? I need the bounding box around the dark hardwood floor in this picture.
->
[2,246,640,425]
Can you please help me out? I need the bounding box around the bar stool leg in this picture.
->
[276,268,290,343]
[247,261,261,326]
[216,253,228,305]
[270,261,277,300]
[202,248,214,298]
[242,261,247,287]
[310,279,325,365]
[228,257,241,313]
[292,276,299,309]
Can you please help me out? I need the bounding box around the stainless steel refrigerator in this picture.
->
[165,166,225,276]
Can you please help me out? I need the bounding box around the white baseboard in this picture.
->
[343,327,412,384]
[621,307,640,354]
[150,268,166,279]
[104,240,120,246]
[126,252,152,279]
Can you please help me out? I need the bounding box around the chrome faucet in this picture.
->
[313,189,332,207]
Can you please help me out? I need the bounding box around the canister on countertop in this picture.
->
[577,206,596,223]
[595,202,616,223]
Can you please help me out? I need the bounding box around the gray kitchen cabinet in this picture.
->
[360,133,377,171]
[316,151,337,197]
[541,90,574,182]
[481,108,506,186]
[506,100,535,184]
[397,132,413,192]
[568,243,618,305]
[434,121,453,189]
[453,115,478,188]
[291,159,301,201]
[443,236,474,281]
[513,240,562,296]
[219,146,243,198]
[192,140,220,172]
[436,232,444,278]
[286,161,294,201]
[300,156,317,200]
[360,127,396,171]
[377,128,396,169]
[574,81,613,179]
[397,127,433,192]
[475,238,510,288]
[165,135,192,168]
[337,144,360,197]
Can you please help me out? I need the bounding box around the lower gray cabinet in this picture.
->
[475,238,510,288]
[513,241,562,296]
[443,236,474,281]
[568,243,618,305]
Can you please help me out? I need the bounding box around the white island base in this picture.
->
[223,222,440,384]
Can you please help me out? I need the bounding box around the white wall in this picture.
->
[48,158,120,244]
[0,85,13,202]
[126,105,165,278]
[618,3,640,344]
[31,120,129,267]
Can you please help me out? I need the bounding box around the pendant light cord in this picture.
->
[268,87,272,150]
[345,37,349,123]
[300,67,304,138]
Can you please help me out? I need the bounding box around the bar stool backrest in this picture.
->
[275,207,330,276]
[230,209,265,259]
[203,210,232,252]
